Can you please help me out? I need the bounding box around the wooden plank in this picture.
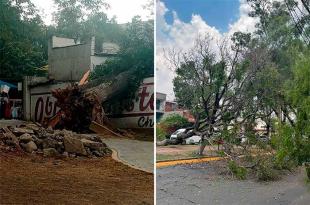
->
[89,121,124,138]
[78,70,90,85]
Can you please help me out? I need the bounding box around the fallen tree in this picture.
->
[51,71,132,132]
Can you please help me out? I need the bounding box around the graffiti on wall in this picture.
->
[31,94,59,123]
[108,77,154,128]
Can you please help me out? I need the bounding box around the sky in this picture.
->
[156,0,258,100]
[31,0,151,25]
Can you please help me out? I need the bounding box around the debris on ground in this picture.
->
[0,122,111,158]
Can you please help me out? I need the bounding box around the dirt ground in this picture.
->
[0,151,153,205]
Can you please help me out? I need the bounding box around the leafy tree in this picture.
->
[52,0,123,50]
[284,50,310,164]
[168,33,264,154]
[0,0,47,80]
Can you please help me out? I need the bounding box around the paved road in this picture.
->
[101,138,154,173]
[157,164,310,205]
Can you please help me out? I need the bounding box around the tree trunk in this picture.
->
[82,71,131,104]
[198,133,210,155]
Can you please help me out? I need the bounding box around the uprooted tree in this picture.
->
[51,17,154,132]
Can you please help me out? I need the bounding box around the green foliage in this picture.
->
[0,0,48,80]
[269,51,310,166]
[160,114,191,128]
[52,0,121,42]
[285,52,310,164]
[90,17,154,112]
[228,161,247,180]
[158,114,192,136]
[0,0,126,81]
[271,123,296,161]
[156,126,167,141]
[256,158,279,181]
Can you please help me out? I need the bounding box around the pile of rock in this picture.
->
[0,123,111,157]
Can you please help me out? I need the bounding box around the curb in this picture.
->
[110,148,153,174]
[156,156,225,168]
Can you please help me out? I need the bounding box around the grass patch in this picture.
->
[156,151,204,162]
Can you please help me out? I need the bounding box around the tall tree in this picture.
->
[168,33,265,155]
[52,0,122,50]
[0,0,47,80]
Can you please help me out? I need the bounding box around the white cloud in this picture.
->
[156,0,259,101]
[31,0,151,25]
[105,0,150,23]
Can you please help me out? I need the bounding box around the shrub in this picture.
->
[156,126,167,141]
[158,114,192,136]
[228,160,247,180]
[256,159,279,181]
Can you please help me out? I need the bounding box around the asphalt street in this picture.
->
[157,163,310,205]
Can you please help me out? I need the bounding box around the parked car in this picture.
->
[170,129,186,140]
[185,135,202,145]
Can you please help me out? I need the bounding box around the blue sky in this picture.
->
[163,0,240,33]
[157,0,257,100]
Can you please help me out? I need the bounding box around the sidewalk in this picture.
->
[101,138,154,173]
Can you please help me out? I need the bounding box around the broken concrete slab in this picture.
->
[25,124,40,132]
[19,133,33,143]
[43,148,59,157]
[13,127,34,135]
[81,138,103,149]
[3,127,22,150]
[21,141,37,153]
[1,122,111,158]
[63,136,87,156]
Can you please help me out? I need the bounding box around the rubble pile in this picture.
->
[0,123,111,157]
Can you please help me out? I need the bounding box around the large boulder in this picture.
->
[81,138,104,149]
[43,148,59,157]
[63,136,87,156]
[25,123,40,132]
[21,141,37,153]
[13,127,34,135]
[19,133,33,143]
[42,138,58,149]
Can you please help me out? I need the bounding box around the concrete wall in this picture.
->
[48,40,91,81]
[156,92,166,113]
[29,83,70,123]
[90,56,109,70]
[102,42,119,54]
[51,36,77,48]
